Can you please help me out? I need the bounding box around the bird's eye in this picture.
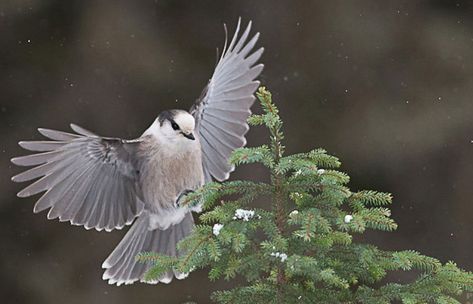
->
[171,121,180,130]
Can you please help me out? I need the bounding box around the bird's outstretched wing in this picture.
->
[11,124,145,231]
[190,18,264,182]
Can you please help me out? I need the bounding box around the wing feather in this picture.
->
[70,123,98,137]
[38,128,79,141]
[190,19,263,182]
[19,141,68,152]
[12,125,144,231]
[12,150,62,167]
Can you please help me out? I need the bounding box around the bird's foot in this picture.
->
[175,189,194,208]
[175,189,203,213]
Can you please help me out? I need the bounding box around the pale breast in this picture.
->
[138,136,204,213]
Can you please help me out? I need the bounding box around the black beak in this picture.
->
[182,132,195,140]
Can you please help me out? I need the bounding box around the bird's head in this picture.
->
[145,110,196,144]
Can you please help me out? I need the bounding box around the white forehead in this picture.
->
[174,112,195,131]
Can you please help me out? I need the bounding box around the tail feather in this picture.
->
[102,210,194,286]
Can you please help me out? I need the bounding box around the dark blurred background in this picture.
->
[2,0,473,303]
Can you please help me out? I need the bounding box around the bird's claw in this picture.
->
[175,189,194,208]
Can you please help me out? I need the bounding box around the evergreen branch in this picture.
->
[136,253,178,282]
[277,149,341,175]
[179,180,270,210]
[357,207,398,232]
[391,250,441,272]
[257,86,279,115]
[350,190,393,206]
[230,145,274,168]
[356,261,473,303]
[178,232,213,273]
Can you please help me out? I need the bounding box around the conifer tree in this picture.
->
[138,87,473,303]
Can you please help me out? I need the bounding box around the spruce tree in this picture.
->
[137,87,473,303]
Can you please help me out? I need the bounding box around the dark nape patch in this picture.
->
[157,110,177,126]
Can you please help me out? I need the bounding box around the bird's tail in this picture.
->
[102,210,194,286]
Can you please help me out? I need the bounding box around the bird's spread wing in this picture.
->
[190,18,264,182]
[11,124,145,231]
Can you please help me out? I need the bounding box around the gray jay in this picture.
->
[11,19,263,286]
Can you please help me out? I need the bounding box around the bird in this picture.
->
[11,18,264,286]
